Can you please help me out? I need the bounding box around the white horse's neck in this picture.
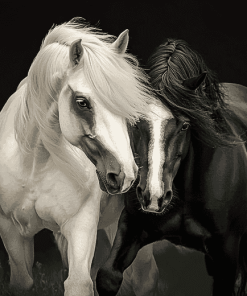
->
[23,134,51,183]
[16,98,51,180]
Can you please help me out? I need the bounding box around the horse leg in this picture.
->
[53,231,69,282]
[91,229,112,296]
[206,235,240,296]
[0,237,9,281]
[55,225,115,296]
[96,208,147,296]
[60,193,101,296]
[115,244,158,296]
[236,234,247,296]
[128,243,159,296]
[0,214,34,291]
[97,221,158,296]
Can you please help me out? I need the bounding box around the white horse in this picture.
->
[0,17,155,296]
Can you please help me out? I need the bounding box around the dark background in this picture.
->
[0,0,246,110]
[0,0,245,293]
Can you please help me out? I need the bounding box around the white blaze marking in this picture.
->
[147,104,173,202]
[94,102,137,190]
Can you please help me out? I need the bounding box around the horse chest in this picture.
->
[0,166,89,236]
[8,189,43,237]
[34,169,92,227]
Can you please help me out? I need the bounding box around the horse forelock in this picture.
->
[75,52,153,124]
[147,38,241,147]
[28,17,155,125]
[41,17,155,124]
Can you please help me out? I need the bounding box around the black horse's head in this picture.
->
[132,38,237,214]
[132,38,224,213]
[132,101,191,214]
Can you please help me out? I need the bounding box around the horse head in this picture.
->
[132,38,210,213]
[133,75,207,213]
[131,101,189,213]
[55,29,152,194]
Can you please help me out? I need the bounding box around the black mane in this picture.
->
[147,38,242,147]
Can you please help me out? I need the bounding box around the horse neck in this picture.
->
[175,137,216,200]
[175,142,195,198]
[33,136,51,165]
[21,124,51,178]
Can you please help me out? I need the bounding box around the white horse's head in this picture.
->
[59,32,138,194]
[22,19,154,194]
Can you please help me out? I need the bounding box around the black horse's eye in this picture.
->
[76,98,90,109]
[181,122,190,131]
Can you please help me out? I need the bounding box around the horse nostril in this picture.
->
[158,190,172,208]
[136,186,143,201]
[106,173,119,189]
[137,186,151,209]
[130,179,135,187]
[165,190,172,204]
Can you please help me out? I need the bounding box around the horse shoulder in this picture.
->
[0,171,44,237]
[34,165,100,228]
[0,93,31,203]
[0,118,27,217]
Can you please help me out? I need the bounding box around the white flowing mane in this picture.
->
[14,18,154,187]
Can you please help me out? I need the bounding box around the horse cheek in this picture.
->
[58,99,83,146]
[172,157,182,179]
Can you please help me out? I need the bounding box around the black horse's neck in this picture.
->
[174,136,216,199]
[173,138,214,248]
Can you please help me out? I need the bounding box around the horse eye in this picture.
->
[76,98,90,109]
[181,122,190,131]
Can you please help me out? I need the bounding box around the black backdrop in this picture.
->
[0,0,245,291]
[1,0,247,109]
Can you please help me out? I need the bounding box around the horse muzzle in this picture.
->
[96,170,134,194]
[137,185,173,214]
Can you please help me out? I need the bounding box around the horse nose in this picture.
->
[120,163,138,193]
[160,190,172,207]
[133,163,138,180]
[137,186,173,213]
[154,190,173,212]
[137,186,151,208]
[106,171,125,191]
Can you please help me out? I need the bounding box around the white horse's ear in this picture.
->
[112,29,129,54]
[69,39,83,67]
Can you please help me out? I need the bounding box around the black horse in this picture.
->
[96,39,247,296]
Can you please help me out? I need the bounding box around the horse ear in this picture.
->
[182,72,207,90]
[112,29,129,54]
[69,39,83,67]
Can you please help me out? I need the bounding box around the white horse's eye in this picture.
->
[76,98,90,109]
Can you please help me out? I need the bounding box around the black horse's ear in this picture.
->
[182,72,207,90]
